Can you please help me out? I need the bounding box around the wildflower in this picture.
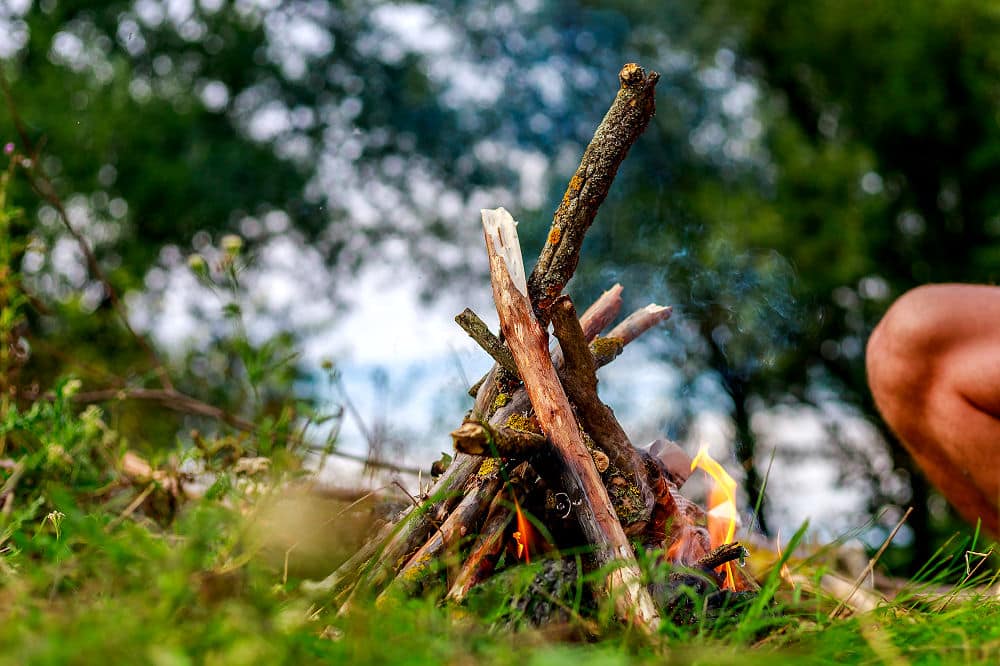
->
[3,142,13,155]
[221,234,243,255]
[187,253,208,276]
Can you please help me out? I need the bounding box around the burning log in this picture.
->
[446,462,536,603]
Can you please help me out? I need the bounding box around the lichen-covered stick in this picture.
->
[528,63,659,316]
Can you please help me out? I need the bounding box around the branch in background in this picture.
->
[528,64,660,315]
[482,207,660,634]
[454,308,519,377]
[549,295,653,524]
[72,388,424,476]
[0,72,174,391]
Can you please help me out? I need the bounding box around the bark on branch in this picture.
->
[450,420,546,457]
[455,308,519,378]
[549,295,653,525]
[482,207,660,633]
[527,63,660,313]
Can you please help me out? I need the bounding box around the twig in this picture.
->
[454,308,519,377]
[694,542,746,572]
[392,480,422,508]
[450,419,546,457]
[74,388,423,476]
[0,459,25,517]
[604,304,672,345]
[830,506,913,618]
[527,63,660,314]
[105,482,156,532]
[578,284,625,341]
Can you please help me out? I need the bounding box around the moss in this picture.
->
[609,476,645,526]
[505,413,541,434]
[477,457,501,478]
[492,392,510,410]
[401,553,433,582]
[590,336,624,364]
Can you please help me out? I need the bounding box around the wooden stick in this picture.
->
[551,284,624,368]
[578,284,625,341]
[379,469,505,600]
[605,304,672,346]
[445,463,534,603]
[482,207,660,634]
[455,308,519,378]
[830,506,912,619]
[695,542,746,572]
[450,420,546,457]
[549,295,653,525]
[528,64,660,313]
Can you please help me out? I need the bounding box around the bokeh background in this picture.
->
[3,0,999,571]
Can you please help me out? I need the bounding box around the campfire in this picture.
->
[318,63,757,634]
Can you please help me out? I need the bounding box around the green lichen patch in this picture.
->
[590,336,624,365]
[492,392,510,410]
[477,457,501,478]
[505,413,542,434]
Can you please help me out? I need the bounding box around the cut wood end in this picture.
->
[643,304,672,318]
[481,207,527,296]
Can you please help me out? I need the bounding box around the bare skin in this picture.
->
[867,284,1000,536]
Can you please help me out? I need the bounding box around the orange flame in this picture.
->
[691,445,739,589]
[512,496,533,564]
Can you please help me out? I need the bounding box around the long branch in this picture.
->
[73,387,424,476]
[527,63,659,314]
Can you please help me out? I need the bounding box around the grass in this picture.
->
[0,390,997,665]
[1,156,997,665]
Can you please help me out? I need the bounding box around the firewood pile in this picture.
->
[315,63,758,635]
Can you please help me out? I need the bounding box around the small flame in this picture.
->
[691,445,739,589]
[512,496,533,564]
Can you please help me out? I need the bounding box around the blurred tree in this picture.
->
[586,0,1000,563]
